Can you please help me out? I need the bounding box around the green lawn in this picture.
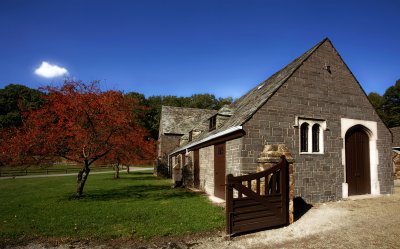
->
[0,171,225,244]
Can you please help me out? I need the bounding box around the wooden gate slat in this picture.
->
[233,217,284,233]
[233,211,276,222]
[233,181,281,216]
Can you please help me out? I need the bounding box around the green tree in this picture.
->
[217,96,234,109]
[368,92,385,120]
[187,94,218,109]
[381,80,400,128]
[126,91,146,105]
[146,96,164,139]
[0,84,44,128]
[368,92,383,109]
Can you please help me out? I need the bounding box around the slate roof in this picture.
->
[390,127,400,147]
[171,38,328,154]
[160,106,217,135]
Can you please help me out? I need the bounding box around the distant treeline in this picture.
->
[0,84,233,139]
[367,79,400,128]
[2,79,399,141]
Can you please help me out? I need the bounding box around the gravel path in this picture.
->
[8,185,400,249]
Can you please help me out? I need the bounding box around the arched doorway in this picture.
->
[345,125,371,195]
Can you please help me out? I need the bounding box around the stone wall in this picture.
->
[226,137,242,176]
[158,134,182,161]
[171,154,182,182]
[199,145,214,195]
[240,40,393,203]
[183,151,194,187]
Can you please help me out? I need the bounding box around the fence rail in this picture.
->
[0,166,114,177]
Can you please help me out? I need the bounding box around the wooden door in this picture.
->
[345,127,371,195]
[214,143,226,199]
[193,150,200,188]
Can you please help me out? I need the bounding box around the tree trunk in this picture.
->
[114,162,120,179]
[76,160,90,197]
[126,164,130,174]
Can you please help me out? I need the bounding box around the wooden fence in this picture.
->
[0,165,114,177]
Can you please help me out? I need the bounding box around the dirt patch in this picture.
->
[7,186,400,249]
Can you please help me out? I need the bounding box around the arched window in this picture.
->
[300,123,309,152]
[312,124,320,152]
[298,118,325,154]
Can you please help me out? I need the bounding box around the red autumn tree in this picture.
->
[1,80,155,196]
[99,124,155,179]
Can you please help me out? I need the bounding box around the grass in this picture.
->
[0,171,225,244]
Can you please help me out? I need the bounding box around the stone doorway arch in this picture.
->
[345,125,371,195]
[341,118,380,198]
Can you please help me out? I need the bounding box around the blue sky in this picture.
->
[0,0,399,98]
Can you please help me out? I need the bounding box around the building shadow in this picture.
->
[293,197,313,221]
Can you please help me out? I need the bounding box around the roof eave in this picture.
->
[169,126,243,156]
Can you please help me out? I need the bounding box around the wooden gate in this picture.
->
[226,156,289,236]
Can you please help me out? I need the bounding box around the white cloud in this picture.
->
[34,61,68,78]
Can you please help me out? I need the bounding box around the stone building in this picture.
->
[157,106,216,176]
[390,127,400,179]
[165,38,394,204]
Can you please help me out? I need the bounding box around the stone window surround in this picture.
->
[295,117,326,155]
[340,118,380,198]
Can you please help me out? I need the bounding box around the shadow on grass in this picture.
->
[65,184,198,202]
[126,171,154,176]
[100,172,162,182]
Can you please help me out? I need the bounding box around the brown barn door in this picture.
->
[193,150,200,188]
[345,126,371,195]
[214,143,226,199]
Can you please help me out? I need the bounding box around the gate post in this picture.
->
[225,174,233,235]
[257,144,295,224]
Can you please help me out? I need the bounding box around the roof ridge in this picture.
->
[230,38,328,126]
[232,38,327,109]
[162,105,217,111]
[170,38,330,154]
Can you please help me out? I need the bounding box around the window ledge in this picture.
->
[299,152,324,155]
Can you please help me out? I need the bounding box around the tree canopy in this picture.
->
[0,81,155,196]
[0,84,43,128]
[0,84,234,140]
[368,79,400,128]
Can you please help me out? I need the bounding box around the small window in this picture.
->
[209,115,216,131]
[298,118,325,154]
[312,124,320,152]
[300,123,309,152]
